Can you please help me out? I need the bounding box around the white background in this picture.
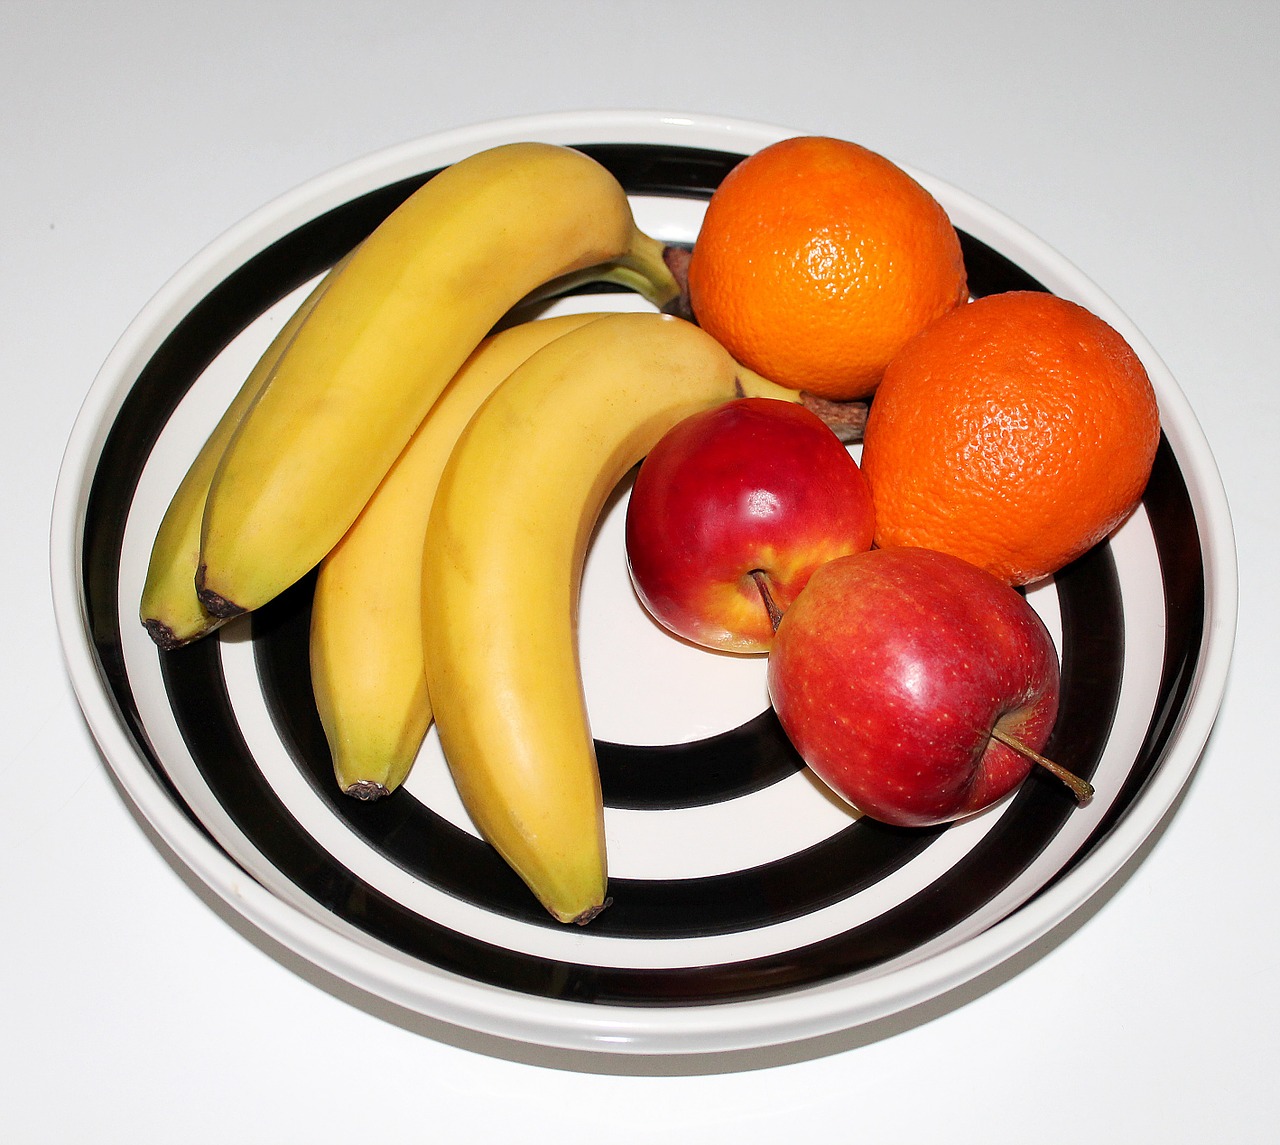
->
[5,2,1277,1141]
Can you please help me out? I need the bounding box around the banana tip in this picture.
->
[343,780,391,801]
[569,896,613,927]
[142,615,225,650]
[194,570,246,620]
[142,617,182,651]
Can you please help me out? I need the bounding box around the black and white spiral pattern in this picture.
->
[68,129,1213,1046]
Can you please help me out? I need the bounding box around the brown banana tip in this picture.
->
[194,586,246,620]
[142,617,182,651]
[343,780,390,802]
[570,896,613,927]
[193,563,246,620]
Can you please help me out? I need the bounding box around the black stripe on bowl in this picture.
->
[595,714,806,810]
[79,142,1204,1007]
[1042,432,1203,894]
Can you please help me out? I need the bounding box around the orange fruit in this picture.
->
[686,135,968,400]
[860,290,1161,585]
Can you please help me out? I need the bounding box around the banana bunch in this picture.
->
[139,260,342,649]
[134,141,675,637]
[421,311,800,923]
[141,141,677,645]
[138,140,806,924]
[310,311,610,801]
[314,309,799,922]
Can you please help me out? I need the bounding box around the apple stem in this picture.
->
[990,726,1095,807]
[750,570,785,633]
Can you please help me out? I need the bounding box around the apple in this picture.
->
[625,397,875,653]
[767,547,1090,827]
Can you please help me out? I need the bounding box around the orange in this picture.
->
[686,135,968,400]
[860,290,1161,586]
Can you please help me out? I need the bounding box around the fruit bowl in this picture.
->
[50,110,1236,1056]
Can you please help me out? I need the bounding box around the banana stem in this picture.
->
[991,725,1094,806]
[659,244,694,320]
[613,230,683,308]
[799,393,869,444]
[514,232,682,312]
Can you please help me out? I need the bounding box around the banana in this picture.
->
[310,311,610,800]
[421,312,801,924]
[139,266,339,648]
[197,142,680,619]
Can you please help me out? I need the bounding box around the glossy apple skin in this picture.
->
[625,397,875,652]
[767,547,1061,827]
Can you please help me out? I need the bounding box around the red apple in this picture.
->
[625,397,875,653]
[767,547,1084,827]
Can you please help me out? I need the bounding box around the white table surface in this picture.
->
[6,2,1277,1141]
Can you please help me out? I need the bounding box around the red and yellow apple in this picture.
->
[624,397,875,652]
[767,547,1075,827]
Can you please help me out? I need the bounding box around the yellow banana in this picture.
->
[421,312,801,924]
[197,142,679,619]
[139,267,337,648]
[310,311,610,800]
